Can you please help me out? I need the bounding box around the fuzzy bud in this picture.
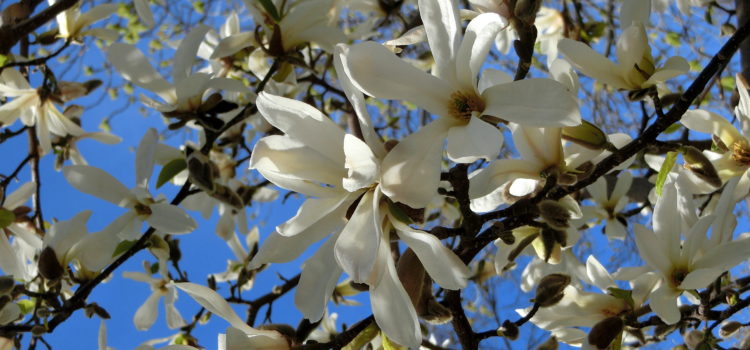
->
[719,321,742,338]
[538,200,571,229]
[0,276,14,296]
[588,316,623,349]
[498,320,519,340]
[534,273,570,307]
[681,146,722,188]
[561,121,612,150]
[683,330,704,349]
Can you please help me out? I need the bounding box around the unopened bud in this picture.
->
[538,200,571,229]
[588,316,623,349]
[536,336,558,350]
[513,0,542,24]
[210,184,244,210]
[0,276,14,296]
[31,325,46,337]
[38,247,63,280]
[148,234,170,263]
[719,321,743,338]
[681,146,721,188]
[187,150,217,192]
[421,298,452,325]
[683,329,704,349]
[539,227,566,262]
[498,320,519,340]
[561,121,610,150]
[534,273,570,307]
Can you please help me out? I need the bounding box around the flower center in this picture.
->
[731,140,750,166]
[670,267,689,288]
[448,91,485,122]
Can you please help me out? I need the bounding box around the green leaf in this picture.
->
[0,54,8,67]
[112,240,137,257]
[665,32,681,47]
[156,158,187,188]
[17,299,35,314]
[0,208,15,229]
[607,287,635,310]
[720,76,735,90]
[662,123,682,135]
[192,1,205,14]
[655,151,677,196]
[258,0,281,22]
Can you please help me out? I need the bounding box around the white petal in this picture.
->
[446,117,503,163]
[645,56,689,85]
[164,287,186,329]
[650,283,681,324]
[45,210,91,259]
[477,68,512,94]
[605,220,627,240]
[482,79,581,126]
[334,191,381,283]
[633,224,672,274]
[620,0,651,28]
[391,218,469,289]
[133,292,161,330]
[468,159,541,199]
[210,32,255,59]
[343,134,379,191]
[585,255,615,291]
[146,203,197,234]
[107,43,173,102]
[692,239,750,272]
[615,25,649,84]
[455,13,506,91]
[611,171,633,200]
[587,177,608,203]
[135,129,158,188]
[511,125,562,167]
[653,184,681,262]
[0,233,24,280]
[64,165,132,206]
[418,0,461,82]
[172,25,210,83]
[276,195,352,237]
[548,58,580,94]
[3,182,35,209]
[295,235,343,322]
[558,39,628,89]
[344,42,453,118]
[679,267,723,290]
[380,117,452,208]
[681,109,742,148]
[369,238,421,348]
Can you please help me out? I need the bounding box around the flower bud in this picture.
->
[561,121,611,150]
[588,316,623,349]
[0,276,14,296]
[534,273,570,307]
[513,0,543,24]
[498,320,519,340]
[681,146,722,188]
[538,200,571,229]
[719,321,742,338]
[38,247,63,280]
[187,151,217,192]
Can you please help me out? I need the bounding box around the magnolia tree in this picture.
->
[1,0,750,349]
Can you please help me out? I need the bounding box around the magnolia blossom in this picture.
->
[0,68,85,154]
[175,282,289,350]
[559,0,689,92]
[345,0,580,208]
[0,182,40,281]
[49,0,118,42]
[64,129,197,241]
[123,267,185,330]
[681,74,750,200]
[582,172,633,240]
[248,90,469,347]
[634,178,750,324]
[107,26,248,114]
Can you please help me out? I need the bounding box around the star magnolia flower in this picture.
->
[583,172,633,240]
[0,68,85,154]
[525,255,658,346]
[63,129,197,240]
[123,266,185,331]
[107,25,248,114]
[634,178,750,324]
[681,74,750,200]
[344,0,580,208]
[558,0,689,92]
[248,90,469,348]
[175,282,290,350]
[48,0,118,42]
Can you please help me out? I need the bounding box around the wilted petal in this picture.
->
[391,218,469,289]
[64,165,132,206]
[482,79,581,127]
[147,203,197,234]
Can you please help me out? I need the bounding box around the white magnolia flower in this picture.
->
[344,0,580,208]
[0,182,40,281]
[0,68,85,154]
[197,11,256,78]
[123,265,185,331]
[64,129,197,240]
[634,178,750,324]
[49,0,118,42]
[559,0,689,92]
[583,172,633,240]
[174,282,290,350]
[107,26,248,114]
[681,74,750,200]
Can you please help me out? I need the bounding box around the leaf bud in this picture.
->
[38,246,64,281]
[497,320,519,340]
[538,200,571,229]
[534,273,570,307]
[561,121,611,150]
[719,321,742,338]
[588,316,623,349]
[680,146,722,188]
